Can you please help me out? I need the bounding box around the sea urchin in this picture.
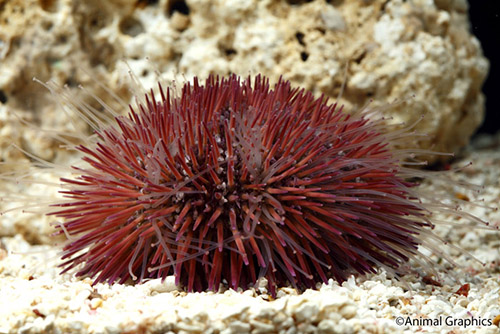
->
[51,74,448,295]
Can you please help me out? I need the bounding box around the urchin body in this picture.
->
[52,75,432,295]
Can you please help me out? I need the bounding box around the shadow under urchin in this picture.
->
[50,74,439,296]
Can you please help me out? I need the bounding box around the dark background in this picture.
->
[469,2,500,135]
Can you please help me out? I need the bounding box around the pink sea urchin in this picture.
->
[51,74,453,295]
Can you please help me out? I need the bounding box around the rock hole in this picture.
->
[39,0,57,12]
[300,52,309,61]
[88,11,108,31]
[11,36,22,48]
[57,34,68,44]
[167,0,190,16]
[295,32,305,46]
[286,0,314,5]
[64,77,78,88]
[89,42,115,68]
[326,0,344,5]
[354,50,367,64]
[119,16,145,37]
[136,0,159,7]
[381,0,390,12]
[0,90,7,104]
[434,0,453,10]
[315,27,326,34]
[224,48,237,59]
[42,20,53,31]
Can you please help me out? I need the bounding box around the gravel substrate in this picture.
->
[1,134,499,334]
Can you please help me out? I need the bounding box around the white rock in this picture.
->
[294,302,319,323]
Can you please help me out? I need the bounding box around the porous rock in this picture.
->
[0,0,489,241]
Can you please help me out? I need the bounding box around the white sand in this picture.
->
[1,134,499,334]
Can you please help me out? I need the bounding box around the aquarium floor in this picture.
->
[1,134,500,334]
